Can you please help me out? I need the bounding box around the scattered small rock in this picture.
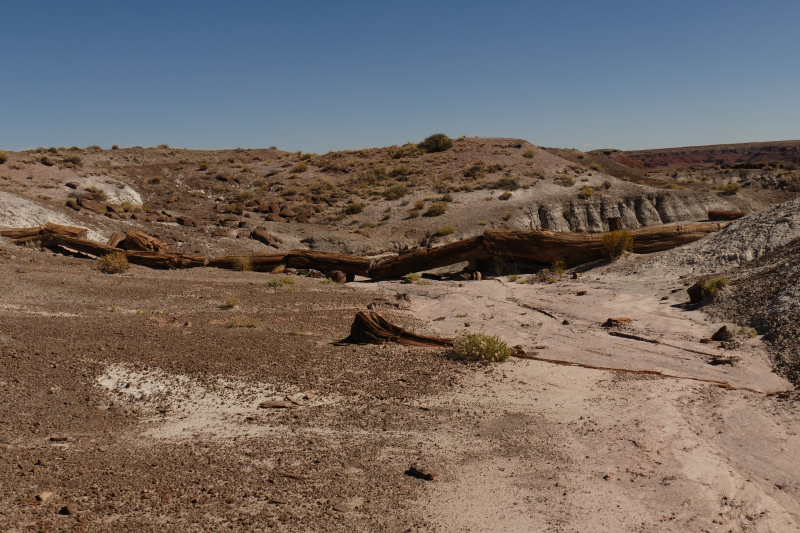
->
[59,502,78,515]
[49,436,69,442]
[562,319,570,325]
[576,291,587,296]
[37,491,55,502]
[332,503,352,513]
[604,317,632,327]
[259,400,292,409]
[405,464,439,481]
[270,497,289,505]
[711,326,732,341]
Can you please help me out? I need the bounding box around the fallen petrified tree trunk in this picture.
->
[286,250,372,277]
[120,231,170,253]
[50,235,206,269]
[708,210,746,221]
[1,223,88,240]
[342,311,453,347]
[370,236,489,280]
[483,223,722,266]
[209,254,287,271]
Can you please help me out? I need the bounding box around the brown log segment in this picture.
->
[120,231,170,253]
[42,223,88,240]
[107,232,124,248]
[250,229,284,248]
[286,250,372,277]
[50,236,206,269]
[1,227,42,239]
[483,223,721,266]
[708,210,746,221]
[208,254,287,271]
[342,311,453,347]
[1,223,87,240]
[369,236,489,280]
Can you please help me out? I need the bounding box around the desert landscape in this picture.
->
[1,135,800,533]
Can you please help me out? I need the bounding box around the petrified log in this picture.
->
[342,311,453,347]
[708,210,746,221]
[120,231,170,253]
[250,229,284,248]
[369,236,489,280]
[286,250,372,277]
[107,232,124,248]
[50,235,205,269]
[77,198,107,213]
[1,223,87,240]
[208,254,287,271]
[483,223,722,266]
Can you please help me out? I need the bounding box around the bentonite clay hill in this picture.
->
[2,139,800,532]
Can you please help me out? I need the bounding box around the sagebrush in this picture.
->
[98,252,130,274]
[603,230,633,259]
[451,333,511,363]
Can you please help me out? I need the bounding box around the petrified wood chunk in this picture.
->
[342,311,452,347]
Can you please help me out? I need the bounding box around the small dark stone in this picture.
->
[406,463,438,481]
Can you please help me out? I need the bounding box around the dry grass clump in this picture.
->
[407,208,420,218]
[111,144,119,150]
[198,162,209,171]
[271,263,286,274]
[424,201,448,217]
[293,162,308,173]
[63,155,83,166]
[224,294,240,308]
[98,252,130,274]
[119,201,144,213]
[590,163,602,172]
[579,186,594,198]
[551,261,566,275]
[85,186,107,201]
[345,202,365,215]
[436,225,456,236]
[700,276,729,295]
[522,148,536,158]
[498,191,512,200]
[602,179,612,189]
[237,190,255,202]
[721,183,742,195]
[403,273,421,284]
[383,185,408,200]
[418,133,453,153]
[554,176,575,187]
[232,256,253,271]
[451,333,511,363]
[0,151,7,164]
[268,276,295,288]
[602,230,633,260]
[228,316,258,328]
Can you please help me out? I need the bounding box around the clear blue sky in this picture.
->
[2,0,799,153]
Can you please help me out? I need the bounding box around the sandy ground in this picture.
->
[1,241,799,532]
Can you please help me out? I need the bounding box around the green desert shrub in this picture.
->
[418,133,453,153]
[267,276,295,288]
[451,333,511,363]
[700,276,729,295]
[602,230,633,260]
[224,294,240,308]
[424,201,448,217]
[98,252,130,274]
[579,186,594,198]
[63,155,83,167]
[551,261,566,275]
[436,225,456,236]
[403,272,421,284]
[111,144,119,150]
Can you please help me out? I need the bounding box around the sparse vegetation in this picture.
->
[551,261,566,275]
[98,252,130,274]
[198,162,209,171]
[63,155,83,167]
[111,144,119,150]
[418,133,453,154]
[0,151,7,164]
[579,186,594,198]
[403,273,421,284]
[232,256,253,272]
[436,225,456,236]
[271,264,286,274]
[699,276,729,295]
[407,208,420,218]
[499,191,512,200]
[721,183,742,195]
[383,185,408,200]
[237,190,255,202]
[554,176,575,187]
[345,202,365,215]
[602,180,612,189]
[223,294,240,308]
[414,199,425,210]
[522,149,536,158]
[229,316,258,328]
[424,201,448,217]
[602,230,634,260]
[590,163,602,172]
[293,162,308,173]
[268,276,296,288]
[451,332,511,363]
